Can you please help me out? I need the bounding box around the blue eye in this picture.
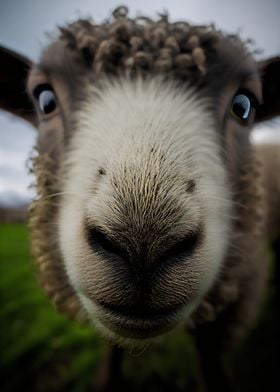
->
[39,90,56,114]
[33,84,57,115]
[231,93,251,121]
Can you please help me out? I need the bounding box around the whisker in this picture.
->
[36,191,81,202]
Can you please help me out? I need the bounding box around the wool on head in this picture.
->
[57,5,249,83]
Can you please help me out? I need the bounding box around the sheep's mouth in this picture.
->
[97,302,180,339]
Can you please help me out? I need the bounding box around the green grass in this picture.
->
[0,224,106,392]
[0,224,278,391]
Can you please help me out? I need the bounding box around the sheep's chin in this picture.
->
[77,293,201,346]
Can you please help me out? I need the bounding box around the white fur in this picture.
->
[58,76,231,342]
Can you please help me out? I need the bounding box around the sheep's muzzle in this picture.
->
[83,224,201,337]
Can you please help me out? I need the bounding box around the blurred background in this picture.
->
[0,1,279,391]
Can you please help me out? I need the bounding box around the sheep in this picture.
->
[0,6,279,391]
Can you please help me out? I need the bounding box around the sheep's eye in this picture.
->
[231,93,251,121]
[33,84,57,115]
[231,91,257,124]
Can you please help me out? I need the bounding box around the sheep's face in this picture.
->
[58,77,231,342]
[25,14,264,345]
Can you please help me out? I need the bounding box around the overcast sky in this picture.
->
[0,0,279,204]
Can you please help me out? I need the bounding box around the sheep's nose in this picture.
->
[86,226,129,261]
[86,225,200,265]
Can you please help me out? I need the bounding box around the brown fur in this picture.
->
[28,153,86,321]
[254,143,280,241]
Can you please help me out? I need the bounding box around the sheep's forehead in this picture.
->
[39,7,255,88]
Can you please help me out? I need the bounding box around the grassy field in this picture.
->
[0,223,278,391]
[0,224,107,391]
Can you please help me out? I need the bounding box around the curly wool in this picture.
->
[58,6,246,80]
[189,152,267,341]
[28,153,87,322]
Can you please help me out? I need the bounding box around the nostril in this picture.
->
[159,230,200,264]
[86,226,126,259]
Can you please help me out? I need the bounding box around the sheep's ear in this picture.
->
[255,56,280,122]
[0,46,37,126]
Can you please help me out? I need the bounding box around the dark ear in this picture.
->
[0,46,37,126]
[255,56,280,122]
